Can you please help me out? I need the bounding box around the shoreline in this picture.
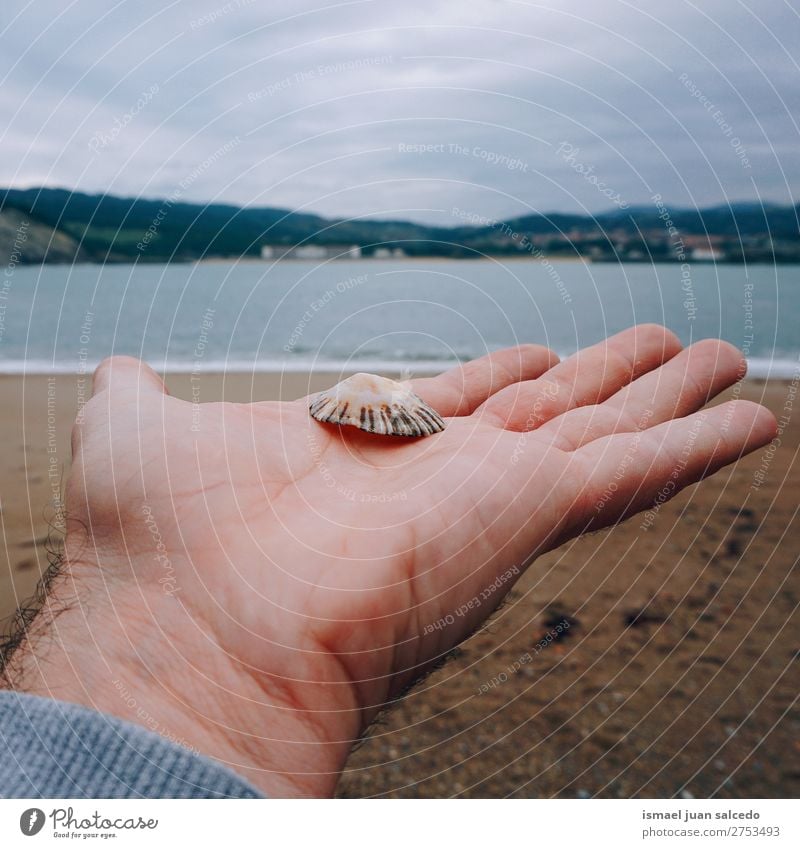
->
[17,257,800,267]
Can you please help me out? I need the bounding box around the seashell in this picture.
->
[309,372,446,437]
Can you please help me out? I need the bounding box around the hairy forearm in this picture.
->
[2,540,358,798]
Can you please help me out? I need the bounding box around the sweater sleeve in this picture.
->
[0,691,264,798]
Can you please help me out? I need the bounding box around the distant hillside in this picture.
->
[0,207,88,265]
[1,187,798,264]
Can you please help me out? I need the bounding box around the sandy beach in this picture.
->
[0,370,797,798]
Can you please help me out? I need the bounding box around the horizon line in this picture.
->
[1,184,797,231]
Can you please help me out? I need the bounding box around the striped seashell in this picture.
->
[309,372,446,437]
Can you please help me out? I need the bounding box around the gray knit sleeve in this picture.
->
[0,691,264,798]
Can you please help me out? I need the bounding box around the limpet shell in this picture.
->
[309,372,446,437]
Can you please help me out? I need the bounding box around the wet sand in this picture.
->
[0,371,797,798]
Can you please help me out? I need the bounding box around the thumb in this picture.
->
[91,356,168,398]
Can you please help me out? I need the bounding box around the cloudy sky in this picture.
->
[1,0,798,224]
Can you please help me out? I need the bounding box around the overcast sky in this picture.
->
[1,0,798,224]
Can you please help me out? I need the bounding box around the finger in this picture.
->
[476,324,682,430]
[565,400,777,535]
[91,355,168,398]
[409,344,559,416]
[538,339,747,450]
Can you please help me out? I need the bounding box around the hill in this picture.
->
[0,207,88,265]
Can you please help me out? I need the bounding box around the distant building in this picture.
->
[690,247,724,261]
[293,245,330,259]
[260,244,362,260]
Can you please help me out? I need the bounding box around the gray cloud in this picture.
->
[1,0,797,224]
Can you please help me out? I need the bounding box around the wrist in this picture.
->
[5,542,361,797]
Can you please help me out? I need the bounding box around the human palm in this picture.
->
[61,325,774,796]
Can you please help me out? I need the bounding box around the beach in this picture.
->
[0,371,797,798]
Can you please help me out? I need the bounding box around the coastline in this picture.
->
[0,356,797,379]
[0,370,797,798]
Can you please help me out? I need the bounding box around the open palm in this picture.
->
[62,324,775,796]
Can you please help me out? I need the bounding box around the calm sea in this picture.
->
[1,259,798,378]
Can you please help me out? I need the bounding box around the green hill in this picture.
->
[1,187,797,264]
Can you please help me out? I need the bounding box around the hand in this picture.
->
[10,325,776,797]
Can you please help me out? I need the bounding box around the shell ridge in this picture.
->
[309,373,446,437]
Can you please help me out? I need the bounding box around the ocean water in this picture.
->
[0,259,798,378]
